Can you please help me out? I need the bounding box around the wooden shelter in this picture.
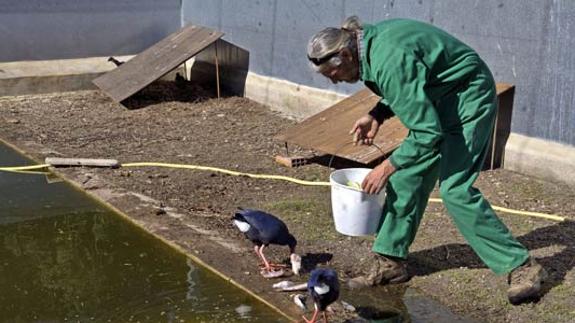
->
[93,25,223,103]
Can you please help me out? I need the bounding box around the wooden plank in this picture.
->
[275,88,407,165]
[276,83,514,166]
[93,25,223,103]
[45,157,120,168]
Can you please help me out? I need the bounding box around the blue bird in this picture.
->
[304,268,340,323]
[232,208,301,277]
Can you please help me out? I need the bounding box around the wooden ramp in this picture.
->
[93,25,223,103]
[275,88,407,165]
[275,83,515,168]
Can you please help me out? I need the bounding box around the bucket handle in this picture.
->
[327,141,386,170]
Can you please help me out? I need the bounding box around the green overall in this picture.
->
[360,19,528,275]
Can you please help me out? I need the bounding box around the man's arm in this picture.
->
[368,100,395,125]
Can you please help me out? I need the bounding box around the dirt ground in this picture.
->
[0,82,574,322]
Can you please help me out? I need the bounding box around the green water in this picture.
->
[0,144,287,322]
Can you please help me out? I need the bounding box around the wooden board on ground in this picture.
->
[275,88,407,165]
[276,83,514,167]
[93,25,223,103]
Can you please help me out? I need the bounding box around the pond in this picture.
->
[0,143,287,322]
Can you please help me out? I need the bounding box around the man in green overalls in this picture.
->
[307,16,546,304]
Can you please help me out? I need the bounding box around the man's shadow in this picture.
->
[409,219,575,296]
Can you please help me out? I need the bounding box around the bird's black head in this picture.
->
[232,210,251,234]
[308,268,340,311]
[287,234,297,253]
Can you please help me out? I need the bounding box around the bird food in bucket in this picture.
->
[329,168,385,236]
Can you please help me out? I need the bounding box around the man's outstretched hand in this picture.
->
[349,114,380,146]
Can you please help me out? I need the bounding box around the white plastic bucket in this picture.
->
[329,168,385,236]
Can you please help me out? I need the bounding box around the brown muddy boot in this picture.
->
[507,258,547,305]
[348,254,409,289]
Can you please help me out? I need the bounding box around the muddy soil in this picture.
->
[0,82,574,322]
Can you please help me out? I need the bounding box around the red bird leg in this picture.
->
[255,245,288,269]
[258,245,274,271]
[254,245,266,264]
[256,245,287,271]
[258,263,289,269]
[302,307,319,323]
[254,246,276,268]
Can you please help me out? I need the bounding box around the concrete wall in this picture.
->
[182,0,575,148]
[0,0,181,62]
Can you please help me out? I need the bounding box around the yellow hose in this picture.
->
[0,164,50,171]
[427,198,565,222]
[122,162,331,186]
[0,162,566,222]
[0,164,50,175]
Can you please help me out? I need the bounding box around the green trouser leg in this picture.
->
[373,64,529,274]
[372,150,440,259]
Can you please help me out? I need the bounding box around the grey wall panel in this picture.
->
[532,1,575,144]
[273,1,344,87]
[183,0,575,146]
[428,1,553,142]
[180,0,221,30]
[220,0,276,75]
[428,1,575,145]
[183,0,360,94]
[183,0,275,75]
[0,0,180,62]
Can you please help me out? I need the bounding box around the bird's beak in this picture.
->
[291,294,307,311]
[290,253,302,275]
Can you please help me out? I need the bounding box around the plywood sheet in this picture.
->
[93,25,223,103]
[275,88,407,165]
[276,84,513,165]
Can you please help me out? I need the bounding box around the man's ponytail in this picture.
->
[341,15,362,32]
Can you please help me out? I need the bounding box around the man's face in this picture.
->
[320,64,356,84]
[318,50,360,84]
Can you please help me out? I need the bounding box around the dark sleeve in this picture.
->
[368,100,395,124]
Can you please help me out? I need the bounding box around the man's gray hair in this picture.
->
[307,16,362,71]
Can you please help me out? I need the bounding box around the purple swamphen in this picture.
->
[304,268,340,323]
[232,208,301,277]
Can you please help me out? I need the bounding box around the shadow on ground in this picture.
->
[409,220,575,300]
[121,79,218,110]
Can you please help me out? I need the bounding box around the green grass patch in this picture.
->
[264,198,339,240]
